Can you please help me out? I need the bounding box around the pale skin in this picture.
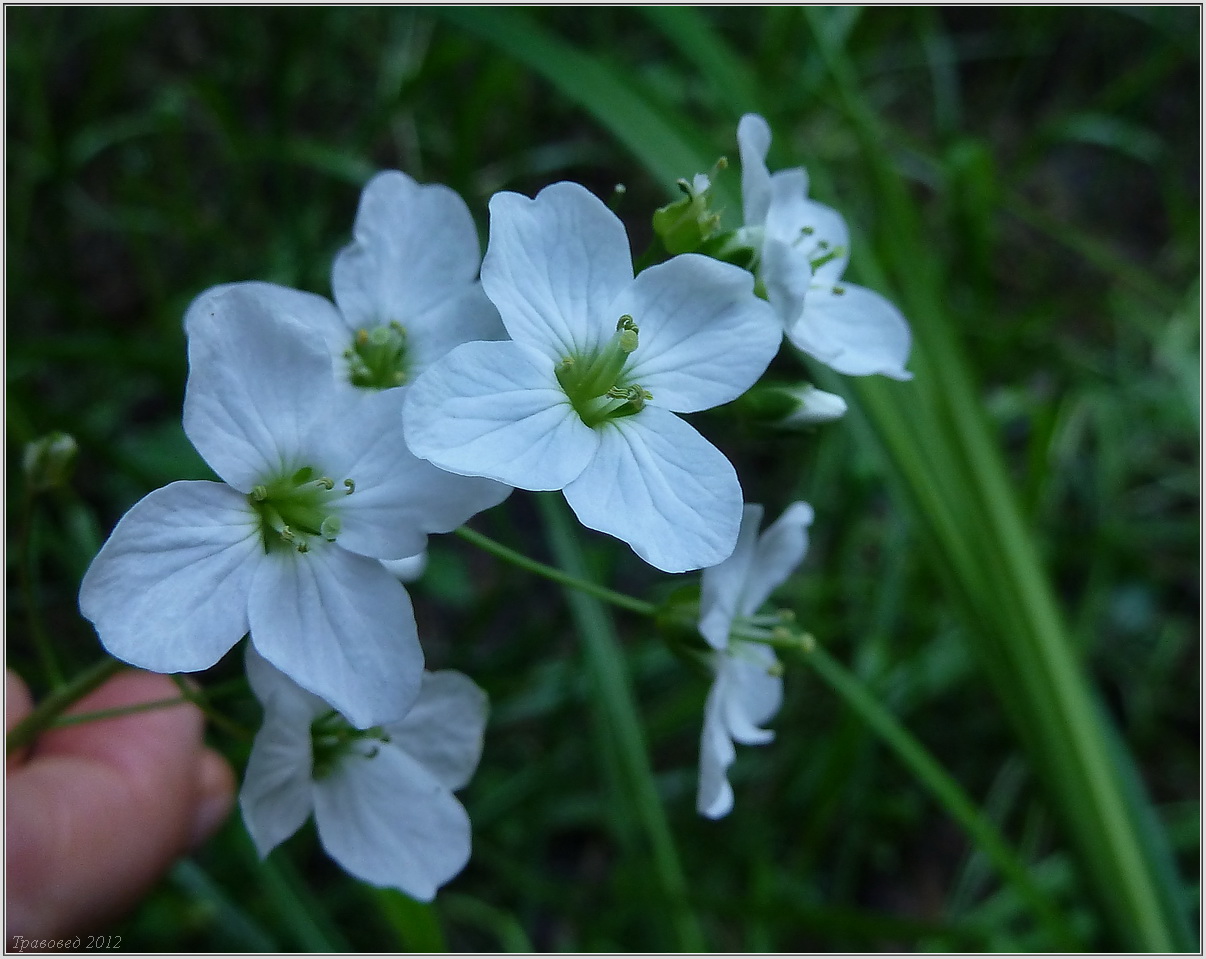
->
[6,668,235,940]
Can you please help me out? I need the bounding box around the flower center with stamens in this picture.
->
[343,321,410,390]
[249,465,355,554]
[555,314,653,428]
[310,709,391,780]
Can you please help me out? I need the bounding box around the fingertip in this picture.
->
[6,669,35,769]
[190,747,237,849]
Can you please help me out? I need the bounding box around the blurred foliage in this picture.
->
[6,6,1199,952]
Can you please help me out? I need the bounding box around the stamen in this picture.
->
[343,479,355,495]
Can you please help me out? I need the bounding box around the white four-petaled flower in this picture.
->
[404,181,782,573]
[78,283,509,728]
[736,113,912,381]
[696,501,814,819]
[240,648,487,901]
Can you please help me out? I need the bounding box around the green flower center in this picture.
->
[249,465,355,554]
[555,314,652,428]
[344,321,410,390]
[310,709,390,780]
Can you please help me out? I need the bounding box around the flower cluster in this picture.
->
[78,114,912,896]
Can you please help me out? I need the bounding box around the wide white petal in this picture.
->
[789,282,914,380]
[737,113,774,229]
[244,645,331,724]
[720,645,783,745]
[404,340,598,491]
[482,183,633,361]
[562,408,742,573]
[248,545,423,729]
[698,504,764,651]
[614,255,781,412]
[239,706,316,858]
[314,746,471,901]
[406,285,507,378]
[303,387,510,560]
[385,671,488,791]
[331,170,485,330]
[79,481,260,673]
[183,283,338,491]
[738,501,814,619]
[696,675,737,819]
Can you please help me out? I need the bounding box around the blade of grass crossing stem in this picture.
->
[800,8,1190,950]
[536,493,705,951]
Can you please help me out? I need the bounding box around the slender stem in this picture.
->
[455,524,656,617]
[7,656,124,754]
[802,645,1079,948]
[18,493,64,688]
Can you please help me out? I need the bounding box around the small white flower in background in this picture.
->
[240,648,487,901]
[696,501,814,819]
[736,113,913,381]
[78,283,509,728]
[404,181,782,574]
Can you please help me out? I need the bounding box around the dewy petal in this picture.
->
[696,676,737,819]
[788,282,914,380]
[721,645,783,745]
[404,340,599,491]
[562,407,742,573]
[183,283,339,491]
[248,545,423,729]
[331,170,485,330]
[79,481,261,673]
[738,501,814,619]
[314,746,471,902]
[384,671,488,792]
[303,387,509,560]
[239,704,316,858]
[737,113,774,229]
[698,504,765,651]
[614,254,781,413]
[405,285,506,379]
[482,182,634,361]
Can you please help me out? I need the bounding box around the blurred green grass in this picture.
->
[6,7,1199,951]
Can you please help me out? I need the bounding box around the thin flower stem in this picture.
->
[18,493,64,688]
[169,675,253,741]
[454,525,657,617]
[800,645,1079,948]
[7,656,124,755]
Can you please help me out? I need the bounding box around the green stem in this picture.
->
[802,646,1079,948]
[18,493,64,688]
[7,656,124,754]
[455,524,656,617]
[537,494,705,951]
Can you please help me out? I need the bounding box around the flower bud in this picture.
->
[22,431,78,492]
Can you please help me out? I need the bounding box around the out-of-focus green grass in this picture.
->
[6,7,1198,951]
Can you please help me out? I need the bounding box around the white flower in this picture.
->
[78,284,509,728]
[295,169,505,391]
[736,113,913,381]
[404,181,782,573]
[696,501,814,819]
[239,647,487,901]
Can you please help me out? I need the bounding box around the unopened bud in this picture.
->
[23,432,78,492]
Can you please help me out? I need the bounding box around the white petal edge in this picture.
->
[562,408,742,573]
[248,545,423,729]
[79,481,261,673]
[698,504,764,650]
[789,282,914,380]
[738,501,814,619]
[239,705,316,858]
[482,182,634,361]
[384,670,489,792]
[696,675,737,819]
[404,339,599,491]
[737,113,773,229]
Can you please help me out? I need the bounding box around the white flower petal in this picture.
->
[405,285,507,378]
[761,235,812,330]
[239,706,316,858]
[384,671,488,792]
[721,645,783,745]
[303,387,510,560]
[183,283,339,491]
[482,183,633,360]
[404,340,598,490]
[697,504,764,650]
[314,746,471,901]
[244,645,330,723]
[615,254,781,413]
[796,199,850,287]
[381,552,428,583]
[737,113,774,229]
[739,501,814,619]
[779,385,848,426]
[332,170,485,330]
[789,282,914,380]
[562,408,742,573]
[79,481,261,673]
[696,677,737,819]
[248,546,423,729]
